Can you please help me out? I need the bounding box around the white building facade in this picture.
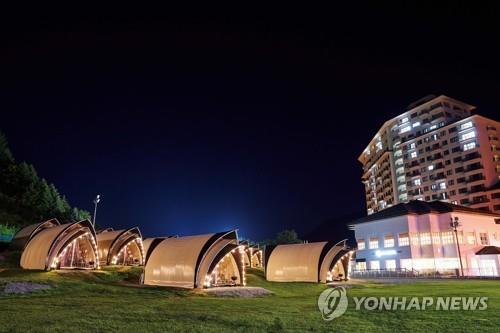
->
[350,201,500,277]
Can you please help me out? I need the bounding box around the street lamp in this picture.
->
[92,194,101,228]
[450,216,464,277]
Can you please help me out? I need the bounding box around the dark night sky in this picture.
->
[1,5,499,241]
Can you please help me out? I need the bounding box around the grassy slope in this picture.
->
[0,266,498,333]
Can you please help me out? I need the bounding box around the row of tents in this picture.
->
[10,219,352,288]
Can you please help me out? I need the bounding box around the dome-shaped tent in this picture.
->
[144,230,245,288]
[96,227,144,265]
[265,240,352,283]
[20,219,99,270]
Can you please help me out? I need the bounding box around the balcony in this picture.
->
[462,152,481,162]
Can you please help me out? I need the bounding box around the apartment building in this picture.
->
[359,95,500,215]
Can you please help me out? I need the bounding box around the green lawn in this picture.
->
[0,265,499,333]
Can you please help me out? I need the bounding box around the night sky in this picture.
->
[2,5,499,241]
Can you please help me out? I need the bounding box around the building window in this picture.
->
[398,233,410,246]
[461,131,476,141]
[412,122,420,128]
[460,121,473,130]
[441,232,454,244]
[479,233,488,245]
[355,262,366,271]
[400,259,413,270]
[414,178,421,186]
[419,232,431,245]
[428,165,434,171]
[439,182,447,190]
[357,239,365,250]
[410,151,417,158]
[466,232,476,245]
[384,235,394,248]
[370,260,380,270]
[400,126,411,134]
[369,237,379,249]
[463,142,476,151]
[385,259,396,270]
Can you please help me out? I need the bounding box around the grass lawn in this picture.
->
[0,265,499,333]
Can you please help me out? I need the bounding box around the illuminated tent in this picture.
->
[144,230,245,288]
[10,219,60,250]
[265,240,352,283]
[96,227,144,265]
[240,241,263,268]
[20,219,99,270]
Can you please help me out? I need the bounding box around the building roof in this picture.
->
[475,246,500,255]
[350,200,500,225]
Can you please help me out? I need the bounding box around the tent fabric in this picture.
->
[20,219,98,270]
[266,242,327,282]
[144,230,239,288]
[265,241,350,283]
[10,219,60,250]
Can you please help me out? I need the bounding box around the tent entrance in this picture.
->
[58,235,97,269]
[327,260,347,282]
[206,253,241,287]
[111,239,143,265]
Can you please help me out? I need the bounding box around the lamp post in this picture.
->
[92,194,100,228]
[450,216,464,277]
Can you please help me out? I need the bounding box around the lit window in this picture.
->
[466,232,476,245]
[419,232,431,245]
[398,233,409,246]
[410,142,416,149]
[355,262,366,271]
[370,260,380,270]
[385,259,396,270]
[428,165,434,171]
[463,142,476,151]
[460,121,473,130]
[441,232,454,244]
[401,117,409,123]
[479,233,488,245]
[376,142,383,151]
[400,126,411,134]
[369,237,379,249]
[410,151,417,158]
[357,239,365,250]
[439,182,446,190]
[412,122,420,128]
[411,233,420,245]
[414,178,421,186]
[384,235,394,248]
[400,259,412,270]
[461,131,476,141]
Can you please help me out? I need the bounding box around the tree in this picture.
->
[275,229,302,245]
[0,131,13,164]
[259,229,303,246]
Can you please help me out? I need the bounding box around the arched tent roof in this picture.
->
[265,241,350,283]
[10,219,60,250]
[20,219,98,270]
[144,230,241,288]
[143,236,177,265]
[96,227,144,265]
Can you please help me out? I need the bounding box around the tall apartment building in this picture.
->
[359,95,500,215]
